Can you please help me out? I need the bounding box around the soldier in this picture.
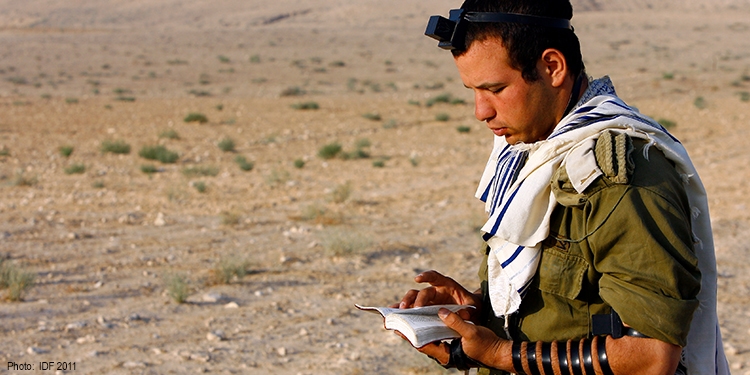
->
[394,1,729,374]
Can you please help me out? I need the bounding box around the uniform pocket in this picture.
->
[537,243,588,300]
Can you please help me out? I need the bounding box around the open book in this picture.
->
[355,304,474,348]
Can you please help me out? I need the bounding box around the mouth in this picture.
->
[490,127,507,137]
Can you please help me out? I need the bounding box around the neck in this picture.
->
[560,74,587,120]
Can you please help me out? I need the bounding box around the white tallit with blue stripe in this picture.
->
[476,76,728,375]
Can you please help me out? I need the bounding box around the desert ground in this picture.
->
[1,0,750,374]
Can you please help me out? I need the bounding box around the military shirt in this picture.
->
[477,132,701,375]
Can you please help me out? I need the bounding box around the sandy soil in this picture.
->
[1,1,749,374]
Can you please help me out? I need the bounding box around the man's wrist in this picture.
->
[475,338,514,371]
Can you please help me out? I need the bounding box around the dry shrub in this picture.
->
[0,260,36,301]
[319,228,372,257]
[163,273,190,303]
[208,257,250,285]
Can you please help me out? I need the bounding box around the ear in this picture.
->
[540,48,568,88]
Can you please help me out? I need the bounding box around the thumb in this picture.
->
[438,308,473,335]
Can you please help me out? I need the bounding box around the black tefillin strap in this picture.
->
[505,311,648,375]
[592,310,651,339]
[435,339,480,371]
[425,8,573,50]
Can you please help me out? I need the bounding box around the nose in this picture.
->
[474,91,495,122]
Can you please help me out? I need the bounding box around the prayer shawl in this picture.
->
[476,76,729,375]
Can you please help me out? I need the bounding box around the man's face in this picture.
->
[454,37,560,145]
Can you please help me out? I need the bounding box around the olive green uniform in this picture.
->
[477,133,701,375]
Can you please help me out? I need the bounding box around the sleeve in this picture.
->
[586,184,701,347]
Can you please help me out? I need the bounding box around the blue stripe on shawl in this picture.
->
[481,144,511,204]
[487,181,524,235]
[479,177,493,203]
[501,245,525,268]
[490,153,525,215]
[551,98,680,143]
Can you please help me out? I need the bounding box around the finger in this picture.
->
[438,308,474,336]
[413,287,438,307]
[417,341,450,365]
[457,308,472,321]
[414,270,449,285]
[394,289,420,309]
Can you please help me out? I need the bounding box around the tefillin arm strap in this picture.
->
[425,9,573,50]
[506,311,651,375]
[510,338,614,375]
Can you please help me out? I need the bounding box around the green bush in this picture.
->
[280,86,305,97]
[291,101,320,110]
[59,145,74,157]
[343,139,372,160]
[693,97,707,109]
[234,155,254,171]
[164,273,190,303]
[362,113,382,121]
[0,260,36,301]
[435,113,451,122]
[192,181,207,193]
[210,257,250,285]
[318,142,343,159]
[218,137,235,152]
[101,140,131,154]
[141,164,158,174]
[64,163,86,175]
[184,113,208,123]
[182,166,219,177]
[294,159,305,169]
[457,125,471,133]
[188,90,212,97]
[426,93,452,107]
[159,129,180,140]
[139,145,179,163]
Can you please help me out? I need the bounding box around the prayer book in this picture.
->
[355,304,474,348]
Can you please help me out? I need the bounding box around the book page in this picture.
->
[385,314,460,347]
[355,304,474,348]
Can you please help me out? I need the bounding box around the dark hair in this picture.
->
[453,0,585,82]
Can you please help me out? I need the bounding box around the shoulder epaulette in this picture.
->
[594,130,634,184]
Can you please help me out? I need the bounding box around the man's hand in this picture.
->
[391,270,483,321]
[435,308,512,370]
